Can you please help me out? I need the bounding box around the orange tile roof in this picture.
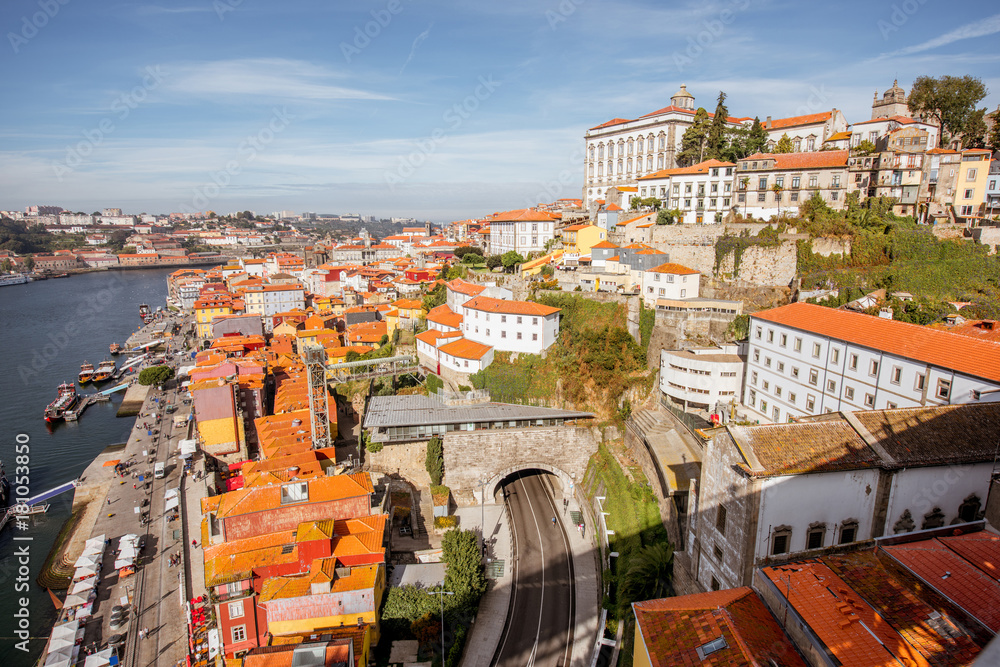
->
[762,561,932,667]
[637,158,735,180]
[487,208,557,222]
[242,642,352,667]
[741,149,849,170]
[767,110,834,129]
[633,587,807,667]
[445,278,486,296]
[589,117,631,130]
[259,559,380,603]
[646,262,700,275]
[562,224,598,231]
[438,338,492,361]
[462,295,560,317]
[415,329,463,346]
[426,304,464,329]
[201,473,373,519]
[591,240,620,249]
[754,302,1000,383]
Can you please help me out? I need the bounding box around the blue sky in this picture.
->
[1,0,998,222]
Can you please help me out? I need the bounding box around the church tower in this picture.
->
[871,80,911,120]
[670,84,695,111]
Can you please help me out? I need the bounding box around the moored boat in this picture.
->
[110,342,123,355]
[91,359,117,382]
[0,273,31,287]
[139,303,153,324]
[44,383,78,422]
[78,361,94,384]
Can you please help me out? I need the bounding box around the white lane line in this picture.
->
[540,475,575,667]
[492,480,520,666]
[520,474,546,667]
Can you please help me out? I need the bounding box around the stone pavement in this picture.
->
[457,503,511,667]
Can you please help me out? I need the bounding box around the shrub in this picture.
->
[426,374,444,394]
[426,436,444,485]
[434,515,458,529]
[138,365,174,386]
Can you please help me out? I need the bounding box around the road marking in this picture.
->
[519,474,545,667]
[540,475,575,667]
[492,480,520,666]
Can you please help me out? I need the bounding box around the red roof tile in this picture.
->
[438,338,492,360]
[462,295,560,317]
[647,262,699,275]
[741,150,849,170]
[754,302,1000,383]
[767,110,834,129]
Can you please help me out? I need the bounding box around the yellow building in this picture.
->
[194,296,234,338]
[391,298,425,322]
[561,224,606,260]
[955,148,991,222]
[520,250,564,277]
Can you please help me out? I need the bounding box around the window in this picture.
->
[716,506,727,534]
[806,394,816,411]
[808,175,818,188]
[755,326,762,339]
[228,601,244,619]
[772,526,792,555]
[827,379,836,393]
[710,577,721,592]
[794,337,802,352]
[713,544,724,560]
[809,369,818,386]
[772,405,780,421]
[764,357,771,368]
[845,386,854,400]
[967,168,978,180]
[869,360,879,377]
[778,333,787,347]
[753,349,760,362]
[887,402,897,409]
[812,342,821,358]
[839,520,859,544]
[807,524,826,550]
[758,177,768,190]
[864,393,875,408]
[517,332,522,340]
[788,392,796,404]
[891,366,901,384]
[792,176,801,189]
[958,494,982,523]
[777,361,784,373]
[280,481,309,504]
[532,333,537,341]
[751,371,758,386]
[501,331,506,338]
[232,626,247,643]
[766,329,774,343]
[936,378,951,400]
[758,192,767,202]
[697,636,728,659]
[533,317,538,325]
[748,390,756,406]
[921,507,945,530]
[831,348,839,364]
[915,373,926,391]
[517,316,522,324]
[760,400,768,414]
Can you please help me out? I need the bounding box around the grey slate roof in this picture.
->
[362,394,593,429]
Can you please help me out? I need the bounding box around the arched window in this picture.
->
[608,143,614,159]
[657,155,664,170]
[958,494,982,523]
[626,158,632,173]
[607,161,613,177]
[627,138,634,155]
[637,137,644,153]
[658,134,666,150]
[647,155,653,171]
[921,507,945,530]
[598,144,605,160]
[589,145,595,160]
[617,159,623,175]
[838,519,859,544]
[598,163,604,177]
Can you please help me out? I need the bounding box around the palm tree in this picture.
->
[771,183,784,216]
[617,542,674,619]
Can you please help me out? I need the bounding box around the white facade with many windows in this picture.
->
[637,159,736,224]
[640,262,700,309]
[487,210,555,256]
[743,302,1000,423]
[242,284,306,331]
[461,296,560,354]
[660,346,743,410]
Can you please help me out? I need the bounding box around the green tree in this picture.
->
[908,75,988,147]
[422,283,446,312]
[988,107,1000,154]
[706,91,730,160]
[445,265,465,280]
[107,229,131,251]
[425,436,444,485]
[854,139,877,155]
[460,253,484,265]
[500,251,524,272]
[379,333,389,347]
[617,542,674,618]
[453,246,479,259]
[138,365,174,386]
[773,133,794,153]
[677,107,710,166]
[485,255,503,269]
[656,208,682,225]
[630,196,660,210]
[962,108,988,149]
[1,258,11,273]
[442,528,487,612]
[746,117,769,155]
[24,255,34,271]
[540,264,554,278]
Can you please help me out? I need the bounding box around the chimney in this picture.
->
[765,116,772,129]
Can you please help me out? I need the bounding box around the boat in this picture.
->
[44,383,79,422]
[91,359,117,382]
[50,273,69,278]
[110,342,123,355]
[78,361,95,384]
[139,303,154,324]
[0,273,30,287]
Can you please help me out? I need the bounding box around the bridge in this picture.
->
[326,354,420,382]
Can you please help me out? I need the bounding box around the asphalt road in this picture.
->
[493,471,575,667]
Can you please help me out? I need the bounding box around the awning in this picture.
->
[73,555,98,569]
[84,647,114,667]
[118,545,138,560]
[84,535,106,549]
[102,460,120,467]
[63,594,90,608]
[73,566,98,580]
[69,579,96,595]
[179,439,197,458]
[42,645,74,667]
[113,558,134,570]
[165,496,180,511]
[50,621,79,642]
[228,460,249,471]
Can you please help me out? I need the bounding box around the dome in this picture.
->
[670,84,695,110]
[672,84,694,99]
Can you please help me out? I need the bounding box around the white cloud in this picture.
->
[878,12,1000,59]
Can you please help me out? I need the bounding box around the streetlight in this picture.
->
[430,589,454,662]
[477,476,488,558]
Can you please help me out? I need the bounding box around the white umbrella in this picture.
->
[42,645,73,667]
[73,555,97,569]
[84,647,113,667]
[50,621,79,642]
[70,579,96,595]
[118,545,138,560]
[114,558,134,570]
[62,594,90,608]
[84,535,106,549]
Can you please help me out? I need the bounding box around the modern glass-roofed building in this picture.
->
[363,394,593,443]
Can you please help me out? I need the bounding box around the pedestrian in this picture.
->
[133,484,137,490]
[107,498,111,505]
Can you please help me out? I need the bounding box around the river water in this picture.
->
[0,268,176,666]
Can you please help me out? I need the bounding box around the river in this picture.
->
[0,268,176,666]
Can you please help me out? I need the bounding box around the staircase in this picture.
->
[628,406,676,443]
[411,488,431,538]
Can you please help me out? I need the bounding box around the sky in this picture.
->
[0,0,998,222]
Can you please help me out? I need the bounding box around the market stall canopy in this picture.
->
[73,566,99,580]
[50,621,79,642]
[73,555,98,569]
[42,645,73,667]
[83,647,114,667]
[70,579,96,595]
[114,558,134,570]
[85,535,106,549]
[179,439,197,458]
[63,594,90,608]
[118,545,138,560]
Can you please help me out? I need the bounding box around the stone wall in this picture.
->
[971,227,1000,254]
[443,426,599,504]
[930,223,968,242]
[715,241,797,287]
[809,236,851,257]
[647,310,740,367]
[366,440,432,487]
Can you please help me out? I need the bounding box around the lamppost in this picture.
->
[477,476,488,558]
[430,589,454,662]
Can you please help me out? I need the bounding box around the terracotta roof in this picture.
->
[438,338,493,361]
[415,329,463,346]
[462,295,560,317]
[591,240,620,249]
[632,587,806,667]
[616,213,654,227]
[445,278,486,296]
[767,110,834,129]
[589,117,631,130]
[487,208,556,222]
[825,130,853,141]
[753,302,1000,383]
[637,158,735,180]
[201,473,373,519]
[562,224,598,232]
[727,421,878,476]
[646,262,699,275]
[762,560,933,666]
[259,559,380,603]
[242,642,352,667]
[636,105,750,124]
[426,304,464,329]
[884,536,1000,632]
[604,203,622,211]
[740,150,849,170]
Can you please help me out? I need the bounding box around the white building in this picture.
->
[242,284,306,331]
[688,402,999,591]
[487,209,556,256]
[637,159,735,224]
[641,262,700,308]
[461,296,560,354]
[660,346,743,411]
[583,86,751,208]
[736,150,849,218]
[744,302,1000,424]
[761,110,849,152]
[415,329,493,375]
